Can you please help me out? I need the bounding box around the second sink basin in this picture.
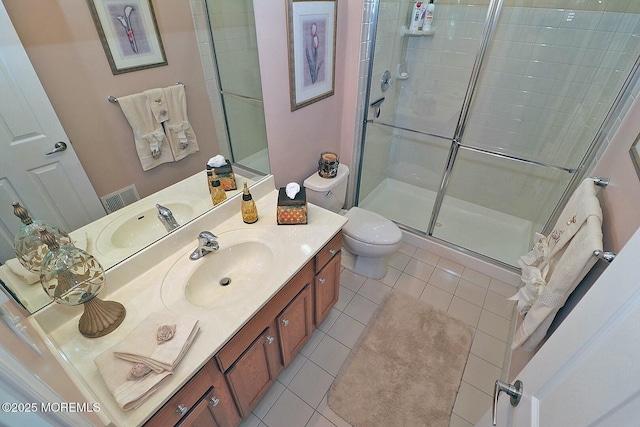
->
[161,228,280,310]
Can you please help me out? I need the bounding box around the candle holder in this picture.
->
[38,228,125,338]
[318,152,339,178]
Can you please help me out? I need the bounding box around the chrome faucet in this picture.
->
[157,204,179,232]
[190,231,219,260]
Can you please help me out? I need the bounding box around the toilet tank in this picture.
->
[303,164,349,212]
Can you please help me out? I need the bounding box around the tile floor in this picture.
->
[239,241,517,427]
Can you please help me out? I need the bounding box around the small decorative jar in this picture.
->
[318,152,339,178]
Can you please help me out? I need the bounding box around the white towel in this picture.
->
[118,93,174,171]
[143,88,169,124]
[511,178,603,351]
[163,85,199,161]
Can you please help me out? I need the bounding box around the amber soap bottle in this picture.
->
[241,182,258,224]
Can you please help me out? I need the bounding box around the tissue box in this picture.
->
[214,160,237,191]
[277,187,307,225]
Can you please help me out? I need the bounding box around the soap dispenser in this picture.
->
[210,172,227,206]
[241,182,258,224]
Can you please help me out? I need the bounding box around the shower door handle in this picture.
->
[370,97,385,118]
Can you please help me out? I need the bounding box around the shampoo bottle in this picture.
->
[422,0,435,32]
[409,2,425,32]
[241,182,258,224]
[210,172,227,206]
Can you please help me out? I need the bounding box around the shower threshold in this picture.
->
[359,178,533,267]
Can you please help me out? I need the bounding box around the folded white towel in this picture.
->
[144,88,169,124]
[112,312,199,372]
[163,85,199,161]
[118,92,174,171]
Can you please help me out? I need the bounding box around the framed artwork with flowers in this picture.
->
[87,0,167,74]
[287,0,337,111]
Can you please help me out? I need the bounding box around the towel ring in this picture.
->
[107,82,186,103]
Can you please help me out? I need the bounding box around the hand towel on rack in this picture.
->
[143,88,169,124]
[112,311,199,373]
[118,92,174,171]
[510,178,603,351]
[162,84,199,161]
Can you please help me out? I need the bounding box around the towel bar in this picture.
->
[593,249,616,263]
[107,82,185,103]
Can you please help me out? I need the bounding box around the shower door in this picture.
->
[358,0,640,266]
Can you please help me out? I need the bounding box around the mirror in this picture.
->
[630,133,640,179]
[0,1,270,313]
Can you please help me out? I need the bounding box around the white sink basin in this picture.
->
[161,228,280,311]
[95,197,198,257]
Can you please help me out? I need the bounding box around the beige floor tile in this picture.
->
[378,265,402,287]
[419,284,453,312]
[252,380,285,419]
[462,354,503,395]
[262,389,314,427]
[306,411,337,427]
[358,278,392,304]
[327,313,366,349]
[300,329,326,357]
[334,286,355,312]
[448,296,482,328]
[309,335,351,376]
[339,269,367,293]
[278,353,308,386]
[387,251,411,271]
[477,309,512,342]
[403,258,436,281]
[413,247,440,266]
[429,268,460,293]
[437,257,465,276]
[471,330,508,369]
[455,279,487,307]
[488,278,517,297]
[483,291,516,320]
[239,413,261,427]
[452,382,492,425]
[288,359,335,409]
[398,241,418,257]
[317,395,352,427]
[318,308,341,333]
[461,268,491,288]
[393,273,427,298]
[343,294,379,325]
[449,413,474,427]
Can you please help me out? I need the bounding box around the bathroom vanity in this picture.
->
[28,175,347,426]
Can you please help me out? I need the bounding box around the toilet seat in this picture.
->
[343,207,402,245]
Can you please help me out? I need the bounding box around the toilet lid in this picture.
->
[343,207,402,245]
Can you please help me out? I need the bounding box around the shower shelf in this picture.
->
[401,26,435,37]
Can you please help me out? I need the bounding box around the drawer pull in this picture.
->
[209,396,220,407]
[318,277,325,284]
[176,403,188,415]
[266,335,275,344]
[281,318,289,327]
[328,248,337,256]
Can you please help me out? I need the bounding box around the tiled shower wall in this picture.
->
[357,0,640,229]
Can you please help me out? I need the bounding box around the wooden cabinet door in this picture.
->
[315,252,341,325]
[209,369,241,427]
[225,327,279,418]
[277,284,313,367]
[179,387,220,427]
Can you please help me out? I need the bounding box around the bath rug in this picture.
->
[328,291,473,427]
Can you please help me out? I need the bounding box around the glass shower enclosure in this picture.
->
[357,0,640,267]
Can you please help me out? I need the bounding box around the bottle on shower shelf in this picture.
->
[422,0,435,32]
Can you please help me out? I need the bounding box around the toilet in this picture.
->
[303,164,402,279]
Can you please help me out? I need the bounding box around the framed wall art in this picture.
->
[287,0,337,111]
[87,0,167,74]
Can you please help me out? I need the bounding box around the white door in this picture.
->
[0,3,105,263]
[476,226,640,426]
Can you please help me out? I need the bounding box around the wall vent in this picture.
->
[100,185,140,214]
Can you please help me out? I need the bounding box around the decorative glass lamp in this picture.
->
[38,227,126,338]
[12,202,73,272]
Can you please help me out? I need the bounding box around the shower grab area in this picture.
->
[356,0,640,267]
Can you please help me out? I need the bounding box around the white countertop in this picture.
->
[29,176,347,427]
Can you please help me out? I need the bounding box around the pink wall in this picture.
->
[254,0,361,189]
[5,0,219,200]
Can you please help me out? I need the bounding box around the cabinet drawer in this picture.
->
[215,261,314,372]
[315,231,342,273]
[145,366,212,427]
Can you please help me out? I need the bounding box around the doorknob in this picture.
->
[492,379,523,426]
[46,141,67,155]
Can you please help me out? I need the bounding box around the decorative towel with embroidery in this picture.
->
[510,178,603,352]
[162,84,199,161]
[117,92,174,171]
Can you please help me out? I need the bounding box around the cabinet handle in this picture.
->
[209,396,220,407]
[281,318,289,327]
[318,277,325,284]
[328,248,337,256]
[176,403,188,415]
[266,336,275,344]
